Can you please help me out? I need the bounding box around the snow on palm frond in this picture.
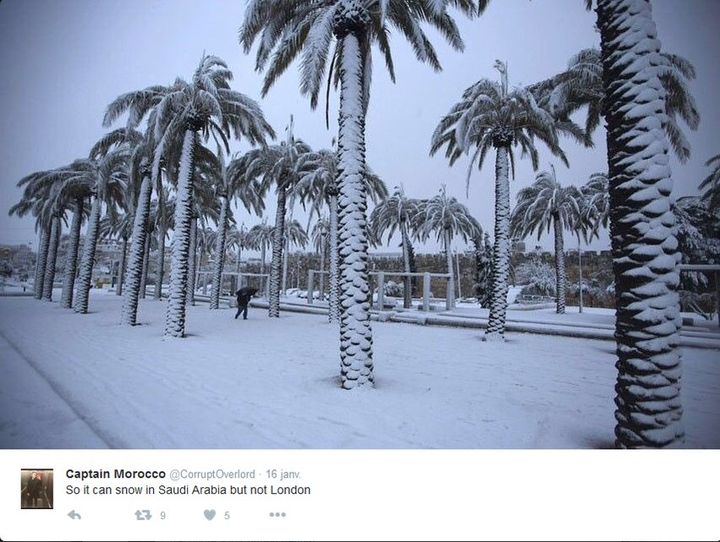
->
[510,166,582,241]
[311,215,330,252]
[531,46,699,161]
[102,86,169,129]
[89,128,144,160]
[301,9,336,109]
[431,64,572,196]
[700,153,720,211]
[152,54,275,174]
[285,219,309,249]
[369,185,421,244]
[295,148,339,219]
[579,171,609,238]
[415,185,481,243]
[246,220,274,253]
[239,0,474,109]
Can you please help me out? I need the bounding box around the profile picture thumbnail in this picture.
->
[20,469,53,509]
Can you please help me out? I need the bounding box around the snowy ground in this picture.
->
[0,290,718,449]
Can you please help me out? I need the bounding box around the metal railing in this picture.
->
[305,270,454,311]
[371,271,453,311]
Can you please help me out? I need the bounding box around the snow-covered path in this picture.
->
[0,293,718,448]
[0,331,107,448]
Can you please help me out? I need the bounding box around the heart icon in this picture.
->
[204,509,216,521]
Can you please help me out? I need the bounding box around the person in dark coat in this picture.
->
[26,472,43,507]
[235,287,258,320]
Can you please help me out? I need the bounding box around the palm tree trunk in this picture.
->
[154,188,166,300]
[42,215,61,301]
[269,187,287,317]
[553,215,566,314]
[408,239,418,296]
[282,192,295,294]
[401,224,412,309]
[444,229,455,309]
[34,225,50,299]
[260,244,266,276]
[485,146,512,340]
[210,196,230,309]
[187,217,198,306]
[337,30,374,388]
[328,194,340,323]
[577,235,583,314]
[154,226,166,299]
[74,196,102,314]
[61,198,84,308]
[116,236,128,297]
[598,0,683,448]
[121,172,153,326]
[165,129,196,337]
[318,236,326,301]
[139,232,150,299]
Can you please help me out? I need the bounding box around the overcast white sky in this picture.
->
[1,0,718,255]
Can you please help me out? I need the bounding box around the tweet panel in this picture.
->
[1,450,718,541]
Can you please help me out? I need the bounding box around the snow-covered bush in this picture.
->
[383,280,403,297]
[516,259,555,297]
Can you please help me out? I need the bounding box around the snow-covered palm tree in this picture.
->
[247,220,273,275]
[594,0,685,447]
[240,0,474,388]
[226,223,251,274]
[69,150,129,314]
[102,211,133,297]
[149,183,172,300]
[10,168,66,300]
[203,149,266,310]
[484,0,695,444]
[579,172,609,236]
[187,160,223,306]
[431,60,574,340]
[27,174,66,302]
[535,47,699,162]
[103,92,168,322]
[41,209,62,302]
[285,219,310,253]
[121,155,155,325]
[369,186,421,309]
[23,176,66,303]
[510,166,583,314]
[58,194,88,308]
[296,148,341,321]
[700,154,720,211]
[46,130,136,313]
[415,185,482,309]
[147,54,274,337]
[296,147,387,322]
[311,216,330,300]
[241,129,311,317]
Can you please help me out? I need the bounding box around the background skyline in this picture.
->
[1,0,718,255]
